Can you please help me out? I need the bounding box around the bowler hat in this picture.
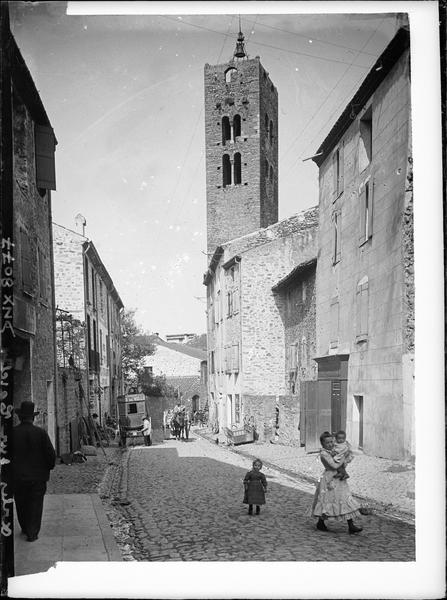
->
[16,401,39,418]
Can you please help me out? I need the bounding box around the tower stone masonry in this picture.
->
[204,34,278,258]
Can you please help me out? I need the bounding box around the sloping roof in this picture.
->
[166,375,202,398]
[271,258,317,292]
[203,206,318,286]
[312,27,410,167]
[152,336,207,361]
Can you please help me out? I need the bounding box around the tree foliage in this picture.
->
[121,309,155,384]
[136,369,177,398]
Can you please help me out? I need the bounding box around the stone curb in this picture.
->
[193,429,415,525]
[90,493,123,561]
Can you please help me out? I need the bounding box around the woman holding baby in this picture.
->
[310,430,363,534]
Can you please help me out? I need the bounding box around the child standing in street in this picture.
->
[243,459,267,515]
[332,430,354,479]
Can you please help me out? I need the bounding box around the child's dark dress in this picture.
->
[243,469,267,505]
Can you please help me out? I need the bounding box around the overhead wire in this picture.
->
[281,18,387,175]
[160,15,374,69]
[239,15,380,58]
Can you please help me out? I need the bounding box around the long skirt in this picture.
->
[310,471,360,522]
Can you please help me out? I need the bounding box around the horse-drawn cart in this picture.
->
[224,424,255,446]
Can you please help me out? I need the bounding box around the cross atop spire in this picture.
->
[233,17,247,59]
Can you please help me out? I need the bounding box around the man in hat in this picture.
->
[13,401,56,542]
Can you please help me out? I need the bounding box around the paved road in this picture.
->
[121,433,414,561]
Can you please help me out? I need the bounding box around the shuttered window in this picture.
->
[356,277,369,339]
[359,179,374,245]
[226,291,233,317]
[38,246,48,301]
[330,297,339,348]
[35,124,56,190]
[20,229,33,294]
[232,288,239,314]
[332,142,344,199]
[332,210,341,264]
[358,106,372,173]
[215,290,221,323]
[232,343,240,372]
[234,394,241,424]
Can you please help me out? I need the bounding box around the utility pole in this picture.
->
[0,0,16,588]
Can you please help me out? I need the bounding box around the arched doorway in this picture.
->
[192,394,199,413]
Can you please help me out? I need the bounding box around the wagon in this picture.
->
[224,425,255,446]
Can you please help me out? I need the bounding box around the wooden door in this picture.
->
[330,379,347,433]
[303,380,332,452]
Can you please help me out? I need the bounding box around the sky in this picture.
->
[9,1,407,336]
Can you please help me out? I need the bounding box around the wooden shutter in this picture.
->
[38,247,47,300]
[332,151,338,199]
[332,211,341,264]
[359,186,367,244]
[335,211,341,263]
[330,298,339,346]
[35,124,56,190]
[232,288,239,314]
[20,230,33,293]
[339,142,344,195]
[215,291,220,323]
[360,281,369,335]
[367,180,374,239]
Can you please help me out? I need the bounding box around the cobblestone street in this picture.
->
[119,433,414,562]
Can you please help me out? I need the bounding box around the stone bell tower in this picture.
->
[204,28,279,258]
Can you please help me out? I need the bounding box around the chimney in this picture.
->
[75,213,87,236]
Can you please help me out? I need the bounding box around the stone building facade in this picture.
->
[312,27,414,459]
[53,223,124,452]
[2,27,58,447]
[272,259,318,446]
[204,209,318,442]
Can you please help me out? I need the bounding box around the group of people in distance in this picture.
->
[244,429,363,535]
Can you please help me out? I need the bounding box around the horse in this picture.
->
[170,411,185,441]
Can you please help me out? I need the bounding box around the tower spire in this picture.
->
[233,17,247,59]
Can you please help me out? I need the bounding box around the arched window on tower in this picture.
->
[222,117,231,145]
[264,159,269,179]
[269,120,274,144]
[225,67,237,84]
[270,165,274,182]
[233,114,241,140]
[265,114,269,137]
[234,153,241,184]
[223,154,232,187]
